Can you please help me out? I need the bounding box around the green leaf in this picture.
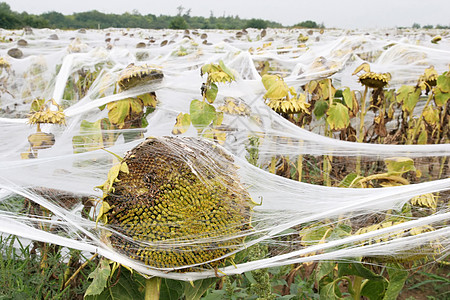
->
[184,278,218,300]
[219,60,236,81]
[326,102,350,130]
[434,74,450,107]
[382,264,408,300]
[160,278,184,300]
[436,74,450,92]
[361,279,388,300]
[205,83,218,103]
[337,263,384,281]
[320,281,341,300]
[315,261,335,282]
[384,157,416,175]
[172,112,191,135]
[396,85,421,113]
[30,98,46,112]
[338,173,359,188]
[72,119,104,153]
[417,129,427,144]
[313,100,329,119]
[85,259,111,296]
[85,267,144,300]
[434,89,449,106]
[300,223,332,246]
[342,87,353,110]
[189,99,216,131]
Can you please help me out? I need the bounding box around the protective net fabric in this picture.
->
[0,27,449,280]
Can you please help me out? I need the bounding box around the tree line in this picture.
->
[0,2,311,30]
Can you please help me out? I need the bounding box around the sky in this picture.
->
[3,0,450,29]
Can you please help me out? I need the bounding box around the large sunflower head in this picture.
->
[101,137,253,271]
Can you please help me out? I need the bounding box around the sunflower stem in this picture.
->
[145,277,161,300]
[356,86,369,175]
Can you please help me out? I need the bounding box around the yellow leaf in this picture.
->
[107,100,130,126]
[172,113,191,135]
[352,63,371,76]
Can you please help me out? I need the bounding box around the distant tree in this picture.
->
[41,11,67,28]
[169,16,188,29]
[0,2,22,29]
[422,24,434,29]
[412,23,421,29]
[294,20,320,28]
[245,18,267,29]
[435,24,449,29]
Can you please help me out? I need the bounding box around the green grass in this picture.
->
[0,235,96,300]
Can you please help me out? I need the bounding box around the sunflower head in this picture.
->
[353,63,391,89]
[117,64,164,91]
[27,98,66,126]
[267,94,310,114]
[417,66,438,93]
[102,137,253,271]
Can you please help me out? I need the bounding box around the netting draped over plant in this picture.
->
[0,27,449,281]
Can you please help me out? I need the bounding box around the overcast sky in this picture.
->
[3,0,450,29]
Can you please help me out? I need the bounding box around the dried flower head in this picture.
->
[117,64,164,91]
[27,98,66,126]
[353,63,391,89]
[101,137,253,271]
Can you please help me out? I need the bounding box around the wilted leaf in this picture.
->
[342,87,353,110]
[352,63,371,75]
[326,102,350,130]
[205,83,218,103]
[107,99,131,126]
[411,194,437,210]
[299,223,332,246]
[85,266,144,300]
[385,157,416,175]
[313,100,329,119]
[189,99,217,131]
[434,75,450,106]
[422,105,440,125]
[85,259,111,296]
[262,74,289,100]
[138,92,157,107]
[172,113,191,135]
[315,261,335,283]
[219,60,235,81]
[396,85,421,113]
